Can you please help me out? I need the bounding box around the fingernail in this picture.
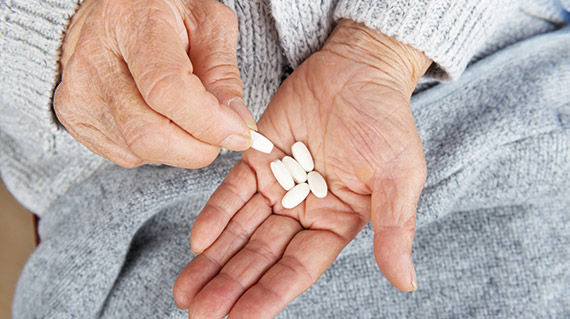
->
[246,120,258,131]
[190,248,200,256]
[410,267,418,292]
[246,119,258,131]
[229,99,258,131]
[221,133,251,151]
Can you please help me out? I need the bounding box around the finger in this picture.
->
[54,103,143,169]
[187,0,257,130]
[53,62,144,169]
[63,123,143,168]
[370,178,422,292]
[229,229,352,319]
[188,215,302,318]
[190,161,257,254]
[173,193,272,308]
[59,23,223,169]
[106,55,223,168]
[115,0,251,151]
[239,148,293,210]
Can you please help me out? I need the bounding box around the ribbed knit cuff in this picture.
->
[1,0,81,132]
[334,0,506,80]
[0,0,107,215]
[270,0,337,68]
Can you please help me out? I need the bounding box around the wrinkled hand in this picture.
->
[54,0,257,168]
[173,20,431,318]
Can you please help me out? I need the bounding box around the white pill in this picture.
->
[282,156,307,183]
[307,171,328,198]
[270,160,295,191]
[281,183,310,209]
[291,141,314,172]
[250,130,274,154]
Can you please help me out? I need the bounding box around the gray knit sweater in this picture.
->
[2,0,570,318]
[1,0,565,216]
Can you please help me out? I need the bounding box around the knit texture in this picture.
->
[0,0,109,215]
[0,0,558,216]
[270,0,337,68]
[270,0,520,80]
[334,0,517,80]
[2,0,570,317]
[13,25,570,318]
[0,0,284,216]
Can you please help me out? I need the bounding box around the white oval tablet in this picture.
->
[282,156,307,183]
[250,130,274,154]
[270,160,294,191]
[307,171,327,198]
[281,183,310,209]
[291,141,314,172]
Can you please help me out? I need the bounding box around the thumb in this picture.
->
[371,178,422,292]
[186,0,257,131]
[115,0,253,152]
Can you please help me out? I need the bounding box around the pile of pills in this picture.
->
[250,130,328,209]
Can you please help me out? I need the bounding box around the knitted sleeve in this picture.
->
[1,0,107,215]
[0,0,81,132]
[334,0,516,80]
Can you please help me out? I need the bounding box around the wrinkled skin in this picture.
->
[54,0,257,169]
[174,20,431,319]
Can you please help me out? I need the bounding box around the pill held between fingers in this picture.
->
[250,130,274,153]
[281,183,310,209]
[307,171,328,198]
[270,160,295,191]
[291,141,314,172]
[282,156,307,183]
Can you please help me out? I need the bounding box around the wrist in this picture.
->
[322,19,431,95]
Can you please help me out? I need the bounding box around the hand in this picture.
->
[174,20,431,318]
[53,0,257,168]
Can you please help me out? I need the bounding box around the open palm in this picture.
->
[174,21,430,319]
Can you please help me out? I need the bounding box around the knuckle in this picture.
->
[53,85,69,115]
[113,147,146,169]
[53,66,100,130]
[117,158,144,169]
[402,214,417,234]
[105,146,146,168]
[214,3,238,27]
[224,219,249,243]
[202,62,241,89]
[113,1,172,48]
[53,67,79,115]
[122,119,169,160]
[54,57,92,118]
[53,85,81,129]
[193,148,220,168]
[201,0,234,17]
[193,1,238,33]
[140,69,186,113]
[143,71,172,104]
[188,115,219,140]
[114,0,159,25]
[245,240,276,263]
